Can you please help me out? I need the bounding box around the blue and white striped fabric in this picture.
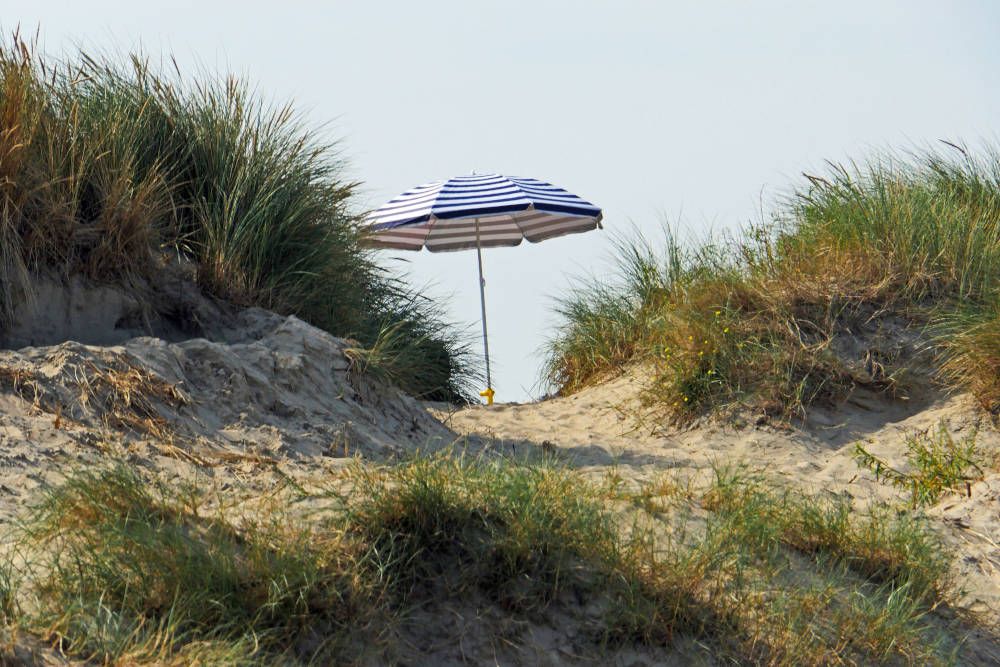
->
[365,174,602,252]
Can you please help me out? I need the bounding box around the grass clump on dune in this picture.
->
[936,301,1000,414]
[343,453,622,613]
[0,33,475,401]
[3,457,977,665]
[10,459,629,664]
[703,468,951,606]
[546,144,1000,419]
[608,465,962,665]
[16,465,384,664]
[546,227,871,420]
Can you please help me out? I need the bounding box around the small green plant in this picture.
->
[854,422,984,507]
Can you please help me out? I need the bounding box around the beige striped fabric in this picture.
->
[367,209,601,253]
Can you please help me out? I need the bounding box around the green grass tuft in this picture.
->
[693,468,958,663]
[342,453,622,613]
[18,465,383,664]
[935,299,1000,413]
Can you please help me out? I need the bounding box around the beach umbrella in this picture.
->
[364,173,602,405]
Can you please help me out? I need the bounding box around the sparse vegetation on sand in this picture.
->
[854,422,985,507]
[0,34,475,401]
[545,144,1000,420]
[0,456,981,665]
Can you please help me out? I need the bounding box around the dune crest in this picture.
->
[0,309,454,520]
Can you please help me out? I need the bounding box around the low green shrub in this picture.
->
[855,422,984,507]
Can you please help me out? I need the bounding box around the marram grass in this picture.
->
[0,34,476,401]
[546,144,1000,419]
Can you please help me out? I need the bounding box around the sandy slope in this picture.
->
[0,309,456,524]
[0,310,465,665]
[436,369,1000,627]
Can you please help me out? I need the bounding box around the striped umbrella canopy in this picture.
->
[365,173,602,252]
[364,173,603,404]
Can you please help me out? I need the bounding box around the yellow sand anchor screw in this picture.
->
[479,387,495,406]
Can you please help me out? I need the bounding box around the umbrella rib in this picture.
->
[509,204,535,237]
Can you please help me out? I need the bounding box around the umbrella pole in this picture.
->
[474,218,494,405]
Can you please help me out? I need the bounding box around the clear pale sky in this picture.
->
[9,2,1000,401]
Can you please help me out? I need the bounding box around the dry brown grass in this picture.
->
[0,353,187,439]
[76,359,188,436]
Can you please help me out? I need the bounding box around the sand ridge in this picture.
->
[0,309,456,524]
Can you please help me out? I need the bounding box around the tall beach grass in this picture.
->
[546,144,1000,419]
[0,34,476,401]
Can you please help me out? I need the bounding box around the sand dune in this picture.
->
[0,310,454,524]
[1,316,999,664]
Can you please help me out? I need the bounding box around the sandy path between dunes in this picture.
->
[433,370,1000,627]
